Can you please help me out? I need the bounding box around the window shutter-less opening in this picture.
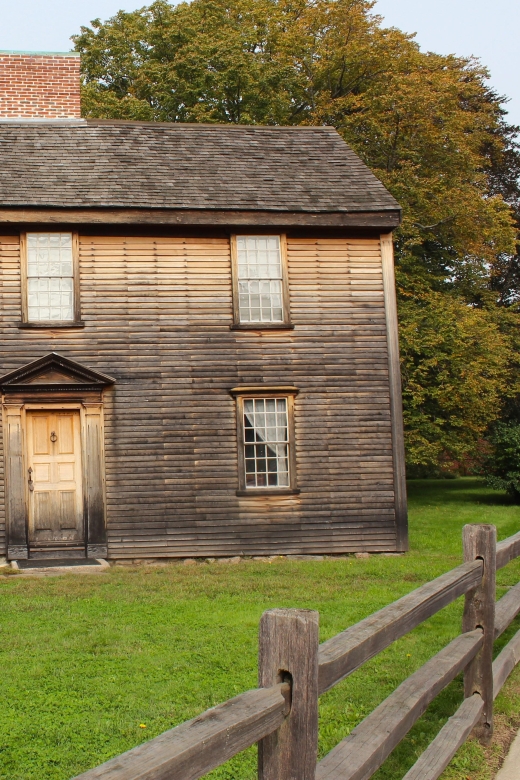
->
[231,235,291,327]
[23,233,78,323]
[243,397,290,488]
[232,387,299,494]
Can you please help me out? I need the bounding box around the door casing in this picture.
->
[3,400,108,559]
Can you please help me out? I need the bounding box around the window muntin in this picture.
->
[237,236,284,323]
[26,233,74,322]
[243,397,290,488]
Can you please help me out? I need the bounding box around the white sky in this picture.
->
[0,0,518,126]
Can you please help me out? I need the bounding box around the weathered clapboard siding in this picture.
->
[0,234,21,554]
[0,233,398,557]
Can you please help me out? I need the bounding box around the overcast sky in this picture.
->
[0,0,518,126]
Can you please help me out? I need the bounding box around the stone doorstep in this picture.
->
[10,559,110,576]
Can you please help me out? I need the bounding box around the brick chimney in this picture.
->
[0,51,81,120]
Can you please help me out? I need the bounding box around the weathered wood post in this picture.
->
[462,524,496,744]
[258,608,319,780]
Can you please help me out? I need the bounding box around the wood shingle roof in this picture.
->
[0,121,400,218]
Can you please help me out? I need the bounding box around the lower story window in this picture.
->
[232,388,298,493]
[244,397,289,488]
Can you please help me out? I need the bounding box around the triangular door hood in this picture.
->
[0,353,115,392]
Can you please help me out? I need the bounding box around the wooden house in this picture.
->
[0,52,407,561]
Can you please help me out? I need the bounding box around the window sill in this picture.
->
[230,323,294,331]
[236,488,300,497]
[18,321,85,329]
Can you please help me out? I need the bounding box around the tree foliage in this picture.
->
[74,0,520,473]
[399,295,515,471]
[484,423,520,500]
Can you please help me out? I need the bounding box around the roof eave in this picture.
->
[0,206,401,229]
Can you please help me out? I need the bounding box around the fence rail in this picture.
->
[496,529,520,569]
[74,524,520,780]
[76,684,289,780]
[316,629,484,780]
[317,558,483,694]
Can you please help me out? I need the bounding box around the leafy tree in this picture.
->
[399,293,515,470]
[484,423,520,500]
[73,0,520,473]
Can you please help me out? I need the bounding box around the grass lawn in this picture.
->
[1,478,520,780]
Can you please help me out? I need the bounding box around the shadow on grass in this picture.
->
[407,478,517,507]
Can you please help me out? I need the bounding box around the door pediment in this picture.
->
[0,353,115,393]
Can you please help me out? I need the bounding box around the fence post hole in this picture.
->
[462,523,496,744]
[258,608,319,780]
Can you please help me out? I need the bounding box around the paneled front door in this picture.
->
[26,411,84,546]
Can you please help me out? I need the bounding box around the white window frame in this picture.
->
[230,234,291,328]
[21,232,80,325]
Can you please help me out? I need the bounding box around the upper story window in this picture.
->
[22,233,79,324]
[231,235,291,328]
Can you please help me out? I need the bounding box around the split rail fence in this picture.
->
[74,523,520,780]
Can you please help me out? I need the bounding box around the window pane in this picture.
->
[236,236,284,323]
[242,397,290,489]
[26,233,74,321]
[238,279,283,323]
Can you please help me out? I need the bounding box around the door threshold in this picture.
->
[28,548,87,560]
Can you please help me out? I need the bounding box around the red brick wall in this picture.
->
[0,53,81,119]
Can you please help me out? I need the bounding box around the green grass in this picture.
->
[1,478,519,780]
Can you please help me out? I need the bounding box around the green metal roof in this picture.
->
[0,50,79,56]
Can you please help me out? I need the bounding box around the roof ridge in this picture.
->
[84,119,338,131]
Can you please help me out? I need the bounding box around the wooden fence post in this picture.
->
[258,608,319,780]
[462,524,496,744]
